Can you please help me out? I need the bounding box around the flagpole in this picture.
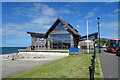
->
[87,19,89,53]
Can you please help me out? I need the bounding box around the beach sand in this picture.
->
[0,55,2,79]
[1,52,69,78]
[2,59,53,78]
[2,52,69,61]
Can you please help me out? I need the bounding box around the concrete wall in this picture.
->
[18,52,69,60]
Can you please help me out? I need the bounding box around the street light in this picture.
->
[97,17,101,53]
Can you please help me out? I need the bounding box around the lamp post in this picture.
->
[97,17,101,53]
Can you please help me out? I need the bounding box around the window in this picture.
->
[50,34,71,49]
[32,36,37,41]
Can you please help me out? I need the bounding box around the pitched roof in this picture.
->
[44,18,81,38]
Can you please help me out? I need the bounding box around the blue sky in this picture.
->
[2,2,119,47]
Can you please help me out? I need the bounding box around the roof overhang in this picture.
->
[27,32,45,38]
[80,32,98,39]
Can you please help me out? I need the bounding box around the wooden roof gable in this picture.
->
[44,18,81,38]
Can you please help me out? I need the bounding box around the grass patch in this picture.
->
[94,53,103,78]
[81,51,94,54]
[8,53,103,78]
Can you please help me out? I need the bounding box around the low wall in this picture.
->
[18,52,69,60]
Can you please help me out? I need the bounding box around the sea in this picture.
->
[0,47,27,55]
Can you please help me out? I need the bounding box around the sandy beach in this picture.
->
[1,52,69,78]
[2,59,54,78]
[0,55,2,79]
[2,51,69,60]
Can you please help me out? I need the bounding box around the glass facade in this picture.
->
[50,34,71,49]
[54,22,69,30]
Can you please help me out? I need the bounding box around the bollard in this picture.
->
[91,58,95,63]
[92,55,95,60]
[89,44,96,80]
[89,65,94,80]
[93,43,96,58]
[91,59,95,69]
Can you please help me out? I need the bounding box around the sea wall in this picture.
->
[18,51,69,60]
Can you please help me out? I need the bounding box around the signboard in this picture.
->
[38,38,44,41]
[69,47,79,55]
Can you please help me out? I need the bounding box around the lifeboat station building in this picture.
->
[27,18,98,50]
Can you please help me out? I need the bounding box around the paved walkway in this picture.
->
[99,49,118,78]
[2,60,53,78]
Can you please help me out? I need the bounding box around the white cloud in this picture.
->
[85,7,100,18]
[92,7,100,12]
[113,9,118,13]
[2,21,51,37]
[33,3,57,16]
[107,13,118,17]
[105,2,114,4]
[86,12,95,18]
[102,33,118,36]
[3,2,75,40]
[3,24,26,36]
[106,8,118,17]
[76,25,80,28]
[76,24,85,29]
[12,3,57,18]
[32,16,56,24]
[101,22,118,29]
[58,9,73,14]
[113,8,120,13]
[2,3,58,41]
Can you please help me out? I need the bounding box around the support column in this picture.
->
[70,35,74,47]
[47,35,50,50]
